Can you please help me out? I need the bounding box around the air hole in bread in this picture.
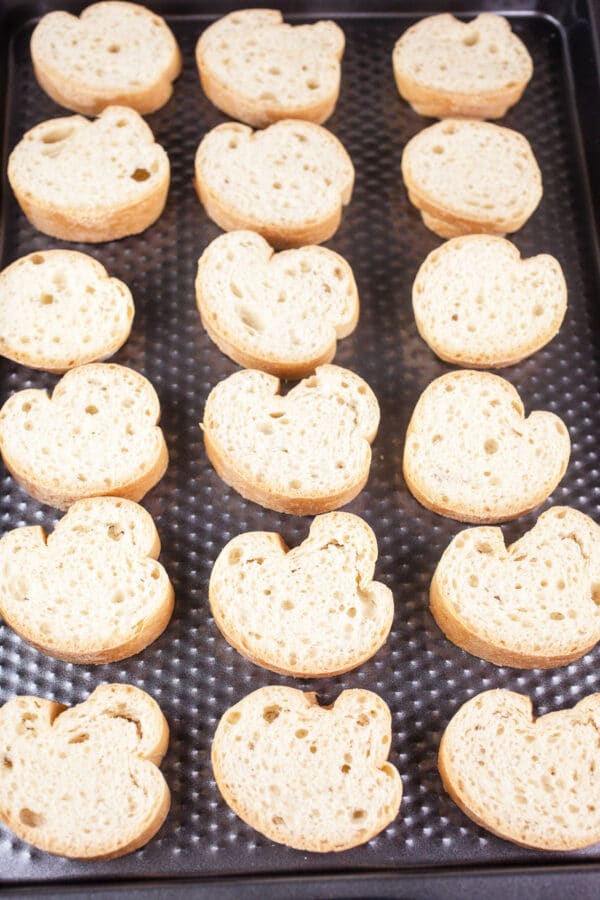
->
[484,438,498,455]
[432,145,444,155]
[238,307,264,333]
[463,31,479,46]
[442,123,457,135]
[31,254,44,265]
[272,815,284,825]
[40,293,54,305]
[260,92,277,102]
[295,728,308,739]
[477,542,493,554]
[309,744,317,754]
[272,181,282,190]
[307,80,320,90]
[282,600,294,611]
[108,44,120,53]
[41,125,73,145]
[131,168,151,182]
[263,705,281,723]
[352,809,366,820]
[227,711,241,725]
[68,732,89,744]
[269,67,281,76]
[85,405,98,415]
[19,808,44,828]
[2,756,12,770]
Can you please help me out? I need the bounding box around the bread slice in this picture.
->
[0,497,174,663]
[212,686,402,851]
[403,370,570,523]
[0,362,168,510]
[431,507,600,668]
[202,364,379,515]
[209,512,393,677]
[8,106,170,242]
[0,683,169,858]
[393,14,532,119]
[0,249,134,373]
[412,236,567,368]
[196,9,344,127]
[31,1,181,116]
[194,120,354,248]
[401,119,542,238]
[439,689,600,850]
[195,230,358,379]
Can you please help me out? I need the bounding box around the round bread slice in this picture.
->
[196,9,344,127]
[201,364,379,515]
[403,370,570,523]
[195,230,358,379]
[401,119,542,238]
[194,119,354,248]
[212,686,402,852]
[0,684,170,858]
[439,689,600,850]
[0,250,134,373]
[0,362,168,510]
[8,106,170,242]
[412,236,567,368]
[0,497,174,663]
[209,512,393,676]
[31,1,181,116]
[431,507,600,668]
[393,13,532,119]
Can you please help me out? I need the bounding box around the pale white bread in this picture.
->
[194,119,354,248]
[403,370,570,523]
[393,14,532,119]
[0,250,134,373]
[431,507,600,668]
[0,497,174,663]
[8,106,170,243]
[412,236,567,368]
[401,119,542,238]
[202,364,379,515]
[196,9,344,127]
[31,1,181,116]
[209,512,393,677]
[212,686,402,851]
[195,231,358,379]
[0,362,168,510]
[0,684,170,858]
[439,689,600,850]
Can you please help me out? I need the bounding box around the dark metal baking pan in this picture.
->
[1,0,600,895]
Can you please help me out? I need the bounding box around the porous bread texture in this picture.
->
[194,119,354,248]
[0,250,134,373]
[412,236,567,368]
[439,689,600,850]
[0,684,169,858]
[401,119,542,238]
[8,106,170,242]
[196,9,344,127]
[31,1,181,116]
[393,13,532,119]
[202,364,379,515]
[212,686,402,851]
[0,362,168,510]
[195,230,358,378]
[0,497,174,663]
[431,507,600,668]
[209,512,393,677]
[403,370,570,523]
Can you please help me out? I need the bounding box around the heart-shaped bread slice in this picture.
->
[0,497,174,663]
[209,512,393,676]
[196,9,344,127]
[431,507,600,667]
[202,365,379,514]
[439,689,600,850]
[393,13,532,119]
[0,684,169,858]
[8,106,170,242]
[412,236,567,368]
[31,1,181,116]
[196,230,358,378]
[212,686,402,851]
[403,370,570,523]
[0,362,168,510]
[194,120,354,248]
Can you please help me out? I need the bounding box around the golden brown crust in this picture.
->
[394,68,527,120]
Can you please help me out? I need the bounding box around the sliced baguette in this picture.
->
[196,9,344,127]
[201,364,379,515]
[8,106,170,242]
[194,119,354,248]
[403,370,570,523]
[212,686,402,851]
[195,230,358,378]
[0,362,168,510]
[0,684,170,858]
[412,236,567,368]
[439,689,600,850]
